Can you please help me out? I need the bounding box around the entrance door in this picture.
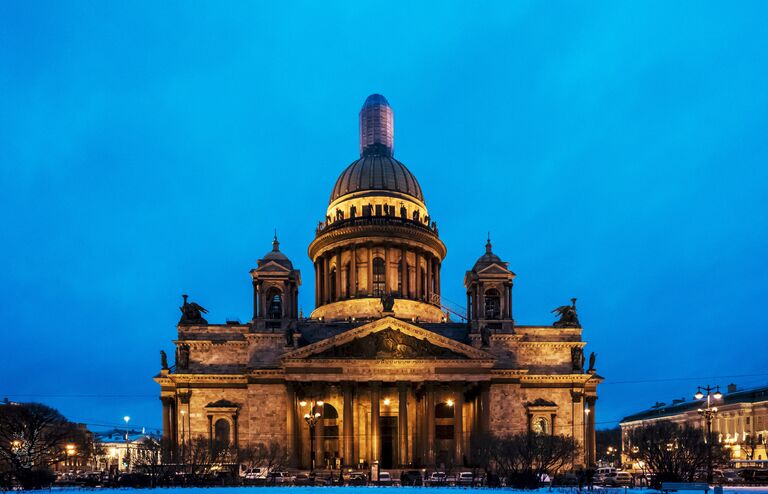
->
[379,416,398,469]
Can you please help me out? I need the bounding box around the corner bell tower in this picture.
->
[250,235,301,330]
[465,236,516,333]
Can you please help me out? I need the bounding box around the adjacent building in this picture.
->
[620,383,768,465]
[155,94,602,469]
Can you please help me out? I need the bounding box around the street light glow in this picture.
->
[123,415,130,424]
[383,398,391,406]
[446,398,454,407]
[300,400,307,407]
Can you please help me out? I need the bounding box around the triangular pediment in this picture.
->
[477,263,514,276]
[284,317,493,361]
[252,260,291,273]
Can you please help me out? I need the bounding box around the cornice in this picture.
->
[308,223,446,260]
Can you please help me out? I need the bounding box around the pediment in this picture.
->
[477,263,514,276]
[284,317,493,361]
[253,261,291,273]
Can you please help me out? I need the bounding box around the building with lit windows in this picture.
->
[621,383,768,465]
[155,94,601,470]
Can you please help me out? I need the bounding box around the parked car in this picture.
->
[594,467,617,484]
[243,467,270,481]
[457,471,475,486]
[429,471,447,485]
[604,471,632,487]
[348,472,367,486]
[266,471,294,484]
[722,469,741,483]
[377,471,393,486]
[401,470,423,486]
[553,472,579,486]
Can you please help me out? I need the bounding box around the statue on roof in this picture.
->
[176,343,190,370]
[160,350,168,370]
[571,346,585,372]
[588,352,597,372]
[381,293,395,313]
[179,294,208,325]
[552,297,580,328]
[480,325,491,348]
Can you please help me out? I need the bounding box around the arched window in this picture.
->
[214,418,230,449]
[532,417,549,435]
[330,267,337,300]
[484,288,501,319]
[372,257,385,297]
[321,404,340,468]
[267,288,282,319]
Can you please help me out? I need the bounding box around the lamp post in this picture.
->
[584,406,591,467]
[123,416,131,472]
[301,399,324,472]
[695,385,722,485]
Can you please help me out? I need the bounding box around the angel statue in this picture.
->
[552,297,581,328]
[179,294,209,325]
[160,350,169,370]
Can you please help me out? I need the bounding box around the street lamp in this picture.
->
[302,399,324,472]
[123,416,131,472]
[695,385,722,485]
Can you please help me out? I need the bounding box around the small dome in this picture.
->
[472,237,503,271]
[329,155,424,203]
[259,235,293,269]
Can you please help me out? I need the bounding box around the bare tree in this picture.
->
[474,432,578,489]
[0,402,86,489]
[132,437,173,487]
[626,420,729,487]
[239,441,289,475]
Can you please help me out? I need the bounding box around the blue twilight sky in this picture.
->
[1,1,767,434]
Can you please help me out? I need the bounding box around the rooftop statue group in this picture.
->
[552,297,581,328]
[179,294,208,325]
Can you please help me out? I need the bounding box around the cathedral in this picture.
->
[155,94,601,470]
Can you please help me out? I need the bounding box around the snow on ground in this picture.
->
[49,487,768,494]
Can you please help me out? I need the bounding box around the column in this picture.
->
[435,261,441,297]
[398,382,409,466]
[415,251,423,300]
[335,249,342,301]
[370,382,381,462]
[384,244,390,294]
[316,403,325,468]
[161,397,172,441]
[367,244,373,295]
[467,292,472,321]
[350,245,357,297]
[425,382,435,464]
[323,254,331,304]
[286,383,300,466]
[207,415,213,449]
[586,396,596,467]
[233,413,239,450]
[253,280,259,319]
[314,261,320,308]
[343,383,354,467]
[400,247,408,297]
[479,382,490,436]
[454,383,464,465]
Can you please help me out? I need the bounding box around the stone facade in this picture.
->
[155,94,601,469]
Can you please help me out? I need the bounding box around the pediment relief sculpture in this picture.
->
[310,327,467,359]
